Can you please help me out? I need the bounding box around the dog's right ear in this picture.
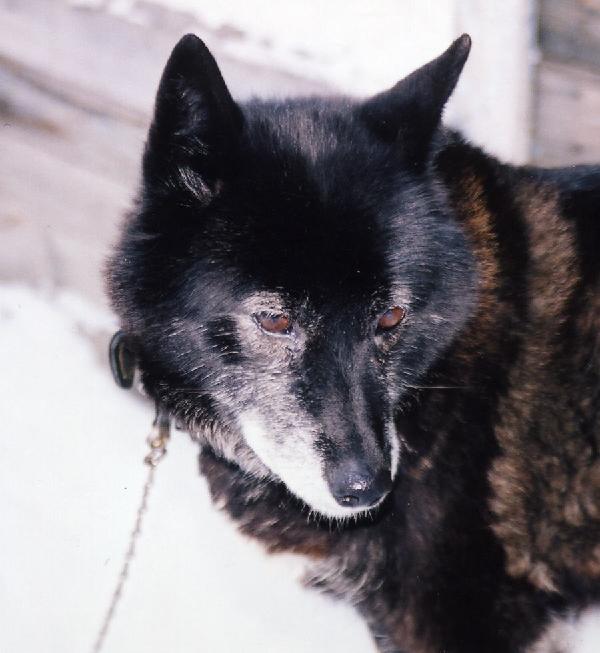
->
[143,34,243,201]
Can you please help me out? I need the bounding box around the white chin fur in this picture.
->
[528,607,600,653]
[387,421,401,479]
[238,409,387,519]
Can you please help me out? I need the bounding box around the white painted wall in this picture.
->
[453,0,538,163]
[143,0,537,162]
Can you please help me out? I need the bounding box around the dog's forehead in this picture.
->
[243,99,353,159]
[217,205,391,304]
[239,99,400,200]
[216,187,391,304]
[202,102,409,300]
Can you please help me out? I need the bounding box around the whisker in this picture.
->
[404,384,470,390]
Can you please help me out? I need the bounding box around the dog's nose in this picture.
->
[327,461,392,508]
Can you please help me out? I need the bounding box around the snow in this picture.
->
[3,283,600,652]
[574,609,600,653]
[0,284,375,652]
[531,608,600,653]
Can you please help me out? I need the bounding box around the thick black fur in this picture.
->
[108,34,600,653]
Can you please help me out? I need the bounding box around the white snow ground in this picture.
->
[3,284,600,652]
[0,284,375,653]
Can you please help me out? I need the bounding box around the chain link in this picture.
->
[91,405,170,653]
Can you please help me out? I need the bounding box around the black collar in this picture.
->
[109,330,136,389]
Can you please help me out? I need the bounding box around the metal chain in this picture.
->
[91,406,170,653]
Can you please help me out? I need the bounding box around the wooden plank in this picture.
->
[532,60,600,165]
[0,0,332,119]
[0,0,331,306]
[540,0,600,71]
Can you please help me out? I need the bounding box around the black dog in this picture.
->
[107,34,600,652]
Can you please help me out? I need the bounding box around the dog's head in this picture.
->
[108,35,477,518]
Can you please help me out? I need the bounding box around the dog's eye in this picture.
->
[377,306,406,331]
[255,312,292,335]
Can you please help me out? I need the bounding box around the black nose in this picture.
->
[327,461,392,508]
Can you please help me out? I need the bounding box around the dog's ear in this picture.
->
[143,34,243,201]
[359,34,471,167]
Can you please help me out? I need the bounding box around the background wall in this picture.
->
[0,0,545,309]
[535,0,600,164]
[3,1,600,307]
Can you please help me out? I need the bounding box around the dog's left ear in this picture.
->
[143,34,243,200]
[360,34,471,167]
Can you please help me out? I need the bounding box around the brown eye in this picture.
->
[377,306,406,331]
[256,312,292,335]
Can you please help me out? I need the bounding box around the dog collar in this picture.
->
[109,330,136,389]
[108,329,171,452]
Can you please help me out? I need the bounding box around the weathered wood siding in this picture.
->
[3,0,597,306]
[534,0,600,165]
[0,0,330,307]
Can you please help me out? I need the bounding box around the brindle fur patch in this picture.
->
[489,181,600,591]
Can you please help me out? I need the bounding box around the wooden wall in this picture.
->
[0,0,330,307]
[1,0,599,308]
[534,0,600,165]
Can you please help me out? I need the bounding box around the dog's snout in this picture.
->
[327,461,392,509]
